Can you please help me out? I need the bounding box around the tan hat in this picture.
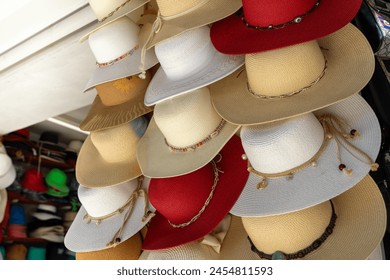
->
[137,87,240,178]
[76,117,147,187]
[80,71,153,132]
[210,24,375,125]
[242,175,387,260]
[76,232,143,260]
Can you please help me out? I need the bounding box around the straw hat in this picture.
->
[80,71,153,132]
[83,16,159,92]
[210,24,375,126]
[64,176,155,252]
[242,175,387,260]
[76,117,147,187]
[210,0,363,54]
[231,93,381,217]
[142,135,248,250]
[142,0,242,49]
[76,232,143,260]
[0,152,16,189]
[143,25,244,106]
[138,87,240,178]
[0,189,7,223]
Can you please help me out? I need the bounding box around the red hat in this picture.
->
[142,135,248,250]
[21,168,47,193]
[210,0,363,54]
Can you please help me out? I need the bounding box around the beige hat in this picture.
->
[80,71,153,132]
[210,24,375,125]
[242,175,387,260]
[76,117,147,187]
[137,87,240,178]
[0,189,7,223]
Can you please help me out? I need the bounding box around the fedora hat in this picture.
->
[142,0,242,50]
[231,93,381,217]
[242,175,387,260]
[21,168,47,193]
[138,87,240,178]
[45,168,70,198]
[80,71,153,132]
[76,232,143,260]
[142,135,248,250]
[210,0,363,54]
[0,152,16,189]
[64,176,155,252]
[210,24,375,126]
[76,116,147,187]
[0,189,7,223]
[143,25,244,106]
[83,16,159,92]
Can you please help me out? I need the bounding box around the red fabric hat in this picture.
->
[21,168,47,193]
[210,0,363,54]
[142,135,248,250]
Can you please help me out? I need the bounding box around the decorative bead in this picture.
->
[370,163,379,172]
[115,237,121,244]
[138,72,146,79]
[342,168,352,176]
[268,25,273,29]
[257,179,268,190]
[311,161,317,167]
[95,220,101,225]
[326,133,333,139]
[350,129,357,136]
[271,251,287,260]
[294,17,302,23]
[338,164,346,171]
[241,154,248,160]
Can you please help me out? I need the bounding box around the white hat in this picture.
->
[144,25,244,106]
[66,140,83,154]
[231,93,381,216]
[0,152,16,189]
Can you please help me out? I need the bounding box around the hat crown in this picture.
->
[155,26,216,81]
[89,0,139,21]
[96,72,151,106]
[157,0,207,17]
[245,40,325,97]
[67,140,83,154]
[242,200,332,254]
[0,154,12,175]
[241,113,324,174]
[154,87,222,147]
[46,168,67,186]
[37,204,57,214]
[21,168,45,190]
[242,0,319,27]
[89,17,140,64]
[78,177,150,217]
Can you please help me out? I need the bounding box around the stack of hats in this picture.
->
[62,0,388,260]
[6,204,27,238]
[65,140,83,168]
[37,131,67,164]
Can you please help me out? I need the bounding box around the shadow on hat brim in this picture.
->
[210,0,362,54]
[231,93,381,217]
[144,0,242,49]
[137,118,240,178]
[210,24,374,126]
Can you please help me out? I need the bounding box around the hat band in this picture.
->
[82,176,155,247]
[247,55,327,100]
[164,119,226,152]
[99,0,135,22]
[96,45,139,68]
[248,200,337,260]
[167,157,223,228]
[241,0,321,31]
[243,114,379,190]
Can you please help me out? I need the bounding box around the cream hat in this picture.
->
[0,189,7,223]
[0,151,16,189]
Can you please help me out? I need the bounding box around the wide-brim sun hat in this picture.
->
[76,117,147,187]
[83,16,159,92]
[142,0,242,49]
[137,87,240,178]
[231,93,381,217]
[144,25,244,106]
[0,152,16,189]
[210,24,375,126]
[80,71,153,132]
[64,176,155,252]
[242,175,387,260]
[142,135,248,250]
[210,0,363,54]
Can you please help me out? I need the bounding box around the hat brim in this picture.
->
[210,0,362,54]
[144,52,244,106]
[76,134,141,188]
[0,162,16,189]
[32,212,61,221]
[64,180,154,252]
[210,24,375,126]
[144,0,242,49]
[0,189,7,223]
[231,93,381,216]
[137,118,240,178]
[142,135,248,250]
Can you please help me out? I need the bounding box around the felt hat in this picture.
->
[45,168,69,197]
[210,0,363,54]
[21,168,47,193]
[27,246,47,260]
[142,135,248,250]
[144,25,244,106]
[231,93,381,217]
[137,87,240,178]
[80,71,153,132]
[64,176,155,252]
[0,152,16,189]
[210,24,375,126]
[242,175,387,260]
[76,116,148,187]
